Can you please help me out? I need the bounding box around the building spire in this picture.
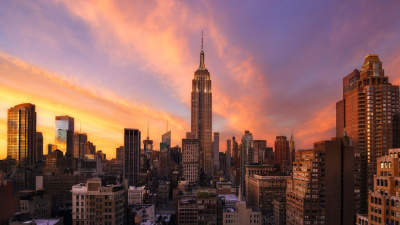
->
[199,31,205,69]
[147,121,149,139]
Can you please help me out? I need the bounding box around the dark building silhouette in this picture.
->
[124,128,141,188]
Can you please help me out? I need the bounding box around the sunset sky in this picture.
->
[1,1,400,159]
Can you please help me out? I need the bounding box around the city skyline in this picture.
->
[1,1,400,159]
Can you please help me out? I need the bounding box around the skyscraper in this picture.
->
[226,139,232,169]
[161,130,171,148]
[73,132,87,159]
[36,132,43,161]
[240,130,253,200]
[253,140,266,164]
[55,115,74,156]
[7,103,37,190]
[336,54,400,213]
[274,136,290,172]
[124,128,141,188]
[289,133,295,164]
[7,103,36,168]
[191,34,213,178]
[213,132,220,173]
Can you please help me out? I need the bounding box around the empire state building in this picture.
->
[191,35,213,178]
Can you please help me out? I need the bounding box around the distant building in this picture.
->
[124,129,141,188]
[177,196,197,225]
[7,103,36,190]
[73,132,87,159]
[71,178,125,225]
[222,201,261,225]
[240,131,253,199]
[19,190,51,219]
[36,132,43,161]
[55,116,74,156]
[253,140,266,164]
[274,136,290,172]
[115,146,124,161]
[182,135,200,184]
[213,132,220,174]
[47,144,57,155]
[247,174,289,217]
[127,204,155,224]
[128,186,146,204]
[226,139,232,170]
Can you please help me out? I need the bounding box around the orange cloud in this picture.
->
[0,52,189,159]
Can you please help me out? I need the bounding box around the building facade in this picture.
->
[182,137,200,184]
[71,178,125,225]
[274,136,290,172]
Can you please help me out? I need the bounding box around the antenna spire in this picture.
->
[147,121,149,139]
[201,30,203,52]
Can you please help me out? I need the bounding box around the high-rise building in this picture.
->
[289,133,295,164]
[240,130,253,200]
[232,136,239,167]
[7,103,36,167]
[124,129,141,188]
[368,148,400,225]
[162,130,171,148]
[191,34,213,178]
[73,132,87,159]
[84,141,96,156]
[213,132,220,173]
[182,134,200,184]
[7,103,37,190]
[47,144,57,155]
[286,137,358,225]
[226,139,232,170]
[253,140,267,164]
[55,116,74,156]
[116,146,124,161]
[222,201,262,225]
[36,132,43,161]
[274,136,290,172]
[143,125,153,155]
[336,54,400,213]
[71,178,125,225]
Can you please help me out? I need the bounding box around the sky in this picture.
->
[1,0,400,159]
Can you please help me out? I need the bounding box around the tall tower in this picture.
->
[274,136,290,172]
[289,132,295,165]
[7,103,36,167]
[7,103,37,190]
[191,33,213,177]
[124,129,141,188]
[55,115,74,156]
[336,54,400,213]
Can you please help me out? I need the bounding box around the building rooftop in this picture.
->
[364,54,380,64]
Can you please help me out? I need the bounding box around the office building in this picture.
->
[124,129,140,188]
[213,132,220,173]
[36,132,43,161]
[222,201,261,225]
[182,134,200,184]
[191,34,213,178]
[226,139,231,170]
[240,130,253,199]
[47,144,57,155]
[116,146,124,161]
[253,140,266,164]
[71,178,125,225]
[55,116,74,156]
[247,174,289,217]
[286,137,358,225]
[19,190,51,219]
[7,103,37,190]
[368,148,400,225]
[274,136,290,172]
[336,54,400,213]
[289,133,295,164]
[73,132,87,159]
